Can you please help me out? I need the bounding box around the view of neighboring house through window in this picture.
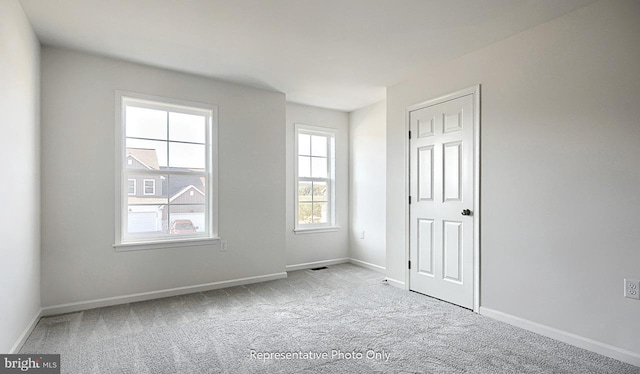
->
[117,93,216,245]
[295,124,336,230]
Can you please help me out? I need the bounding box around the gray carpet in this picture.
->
[21,264,639,373]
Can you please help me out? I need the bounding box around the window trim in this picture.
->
[142,179,156,196]
[293,124,337,232]
[127,179,136,196]
[114,91,219,250]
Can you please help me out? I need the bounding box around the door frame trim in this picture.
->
[405,85,481,312]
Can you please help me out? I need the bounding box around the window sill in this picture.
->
[293,226,341,235]
[113,237,220,252]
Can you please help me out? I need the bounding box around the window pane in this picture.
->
[143,180,156,195]
[298,202,312,224]
[127,180,136,195]
[127,204,168,235]
[169,142,206,170]
[125,106,167,140]
[298,156,311,178]
[311,135,327,157]
[298,181,312,202]
[126,174,168,205]
[126,139,166,169]
[311,157,328,178]
[313,202,328,223]
[168,175,206,205]
[313,181,327,201]
[169,205,206,234]
[169,112,206,144]
[298,134,310,156]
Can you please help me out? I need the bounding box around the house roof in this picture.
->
[170,185,205,203]
[160,168,206,197]
[126,148,159,170]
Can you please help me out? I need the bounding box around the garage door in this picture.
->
[128,212,158,233]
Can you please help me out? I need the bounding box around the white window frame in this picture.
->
[127,179,136,196]
[293,124,338,233]
[143,179,156,196]
[114,91,219,251]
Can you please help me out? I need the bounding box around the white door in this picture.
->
[409,90,477,310]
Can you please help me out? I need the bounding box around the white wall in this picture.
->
[0,0,41,353]
[349,101,386,270]
[387,0,640,357]
[41,47,286,307]
[285,103,349,268]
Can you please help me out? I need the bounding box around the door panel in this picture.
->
[418,117,435,137]
[417,219,434,276]
[443,220,462,283]
[444,110,463,133]
[418,146,434,201]
[409,92,475,309]
[443,141,462,201]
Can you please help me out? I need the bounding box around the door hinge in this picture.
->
[409,196,412,205]
[408,260,411,270]
[408,131,412,139]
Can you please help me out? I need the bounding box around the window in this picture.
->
[143,179,155,195]
[127,179,136,195]
[115,92,218,248]
[294,124,336,232]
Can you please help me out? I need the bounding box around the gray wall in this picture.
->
[41,47,286,306]
[349,101,386,270]
[285,103,349,267]
[386,0,640,355]
[0,0,41,352]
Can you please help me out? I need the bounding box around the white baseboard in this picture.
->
[384,277,405,289]
[285,258,350,272]
[349,258,386,273]
[42,272,288,317]
[480,307,640,368]
[10,308,42,354]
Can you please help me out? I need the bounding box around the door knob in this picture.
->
[461,209,472,216]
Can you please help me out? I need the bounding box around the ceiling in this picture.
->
[19,0,595,111]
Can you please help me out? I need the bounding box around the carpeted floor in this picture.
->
[21,264,639,373]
